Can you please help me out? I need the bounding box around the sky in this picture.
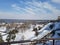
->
[0,0,60,20]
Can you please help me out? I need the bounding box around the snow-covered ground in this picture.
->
[0,22,60,45]
[0,26,6,32]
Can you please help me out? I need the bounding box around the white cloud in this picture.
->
[11,4,21,11]
[11,1,60,20]
[11,4,36,15]
[52,0,60,4]
[26,1,60,15]
[0,12,42,20]
[1,1,60,20]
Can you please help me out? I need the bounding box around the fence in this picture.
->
[0,38,60,45]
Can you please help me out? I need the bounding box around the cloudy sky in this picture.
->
[0,0,60,20]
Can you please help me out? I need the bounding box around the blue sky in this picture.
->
[0,0,60,20]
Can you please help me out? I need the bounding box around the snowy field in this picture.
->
[0,22,60,45]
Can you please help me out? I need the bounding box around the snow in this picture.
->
[0,22,60,45]
[3,34,7,42]
[0,26,6,32]
[38,23,53,32]
[52,31,60,38]
[30,23,53,40]
[54,22,60,30]
[15,33,23,41]
[23,30,35,40]
[52,22,60,38]
[31,30,52,40]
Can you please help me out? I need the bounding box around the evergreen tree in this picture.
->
[0,33,4,45]
[6,28,18,45]
[0,33,4,42]
[33,28,38,36]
